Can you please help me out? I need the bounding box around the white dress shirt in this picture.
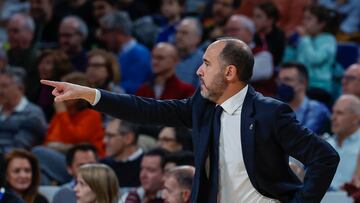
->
[219,85,277,203]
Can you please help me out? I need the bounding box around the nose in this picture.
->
[196,64,204,77]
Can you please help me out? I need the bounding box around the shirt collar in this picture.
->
[126,148,143,162]
[220,85,248,115]
[121,39,136,54]
[14,97,28,112]
[0,97,28,114]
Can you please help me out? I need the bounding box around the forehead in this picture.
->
[142,155,161,167]
[279,68,298,77]
[164,176,180,188]
[204,42,225,60]
[9,157,31,167]
[333,98,352,112]
[159,127,175,137]
[346,65,360,76]
[106,120,120,132]
[73,150,96,162]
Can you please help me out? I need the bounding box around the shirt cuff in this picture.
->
[92,89,101,106]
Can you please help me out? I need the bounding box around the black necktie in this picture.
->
[209,105,223,203]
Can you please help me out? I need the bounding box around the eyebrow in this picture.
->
[203,58,210,64]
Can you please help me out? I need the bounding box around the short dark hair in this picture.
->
[218,38,254,83]
[0,67,26,87]
[121,120,140,144]
[161,0,186,7]
[66,144,98,166]
[279,62,309,83]
[304,4,340,34]
[256,1,280,23]
[166,166,195,190]
[164,150,194,166]
[143,148,169,170]
[164,127,193,151]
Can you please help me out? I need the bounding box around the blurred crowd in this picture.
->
[0,0,360,202]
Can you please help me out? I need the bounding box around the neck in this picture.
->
[178,47,195,59]
[289,92,305,110]
[155,70,174,85]
[2,96,22,114]
[168,15,180,25]
[216,82,246,104]
[263,24,273,34]
[114,145,138,161]
[337,127,359,147]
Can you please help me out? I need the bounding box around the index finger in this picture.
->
[40,79,61,88]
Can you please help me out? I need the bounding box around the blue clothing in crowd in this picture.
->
[175,48,203,87]
[326,128,360,190]
[119,40,152,94]
[294,97,331,135]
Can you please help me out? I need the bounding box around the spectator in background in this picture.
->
[29,0,60,49]
[277,62,331,135]
[253,1,285,66]
[101,118,143,188]
[202,0,241,43]
[0,151,25,203]
[224,14,275,96]
[136,43,195,100]
[326,94,360,190]
[44,72,105,156]
[36,49,74,121]
[75,163,119,203]
[342,63,360,99]
[4,149,48,203]
[238,0,313,37]
[120,148,167,203]
[283,4,339,97]
[6,13,39,102]
[157,127,192,153]
[0,68,46,153]
[319,0,360,40]
[162,166,195,203]
[58,16,88,72]
[99,11,152,94]
[156,0,185,43]
[85,49,122,92]
[52,144,98,203]
[174,18,203,87]
[93,0,117,21]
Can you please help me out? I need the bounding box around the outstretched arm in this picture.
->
[40,80,97,104]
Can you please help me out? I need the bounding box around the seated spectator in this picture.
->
[0,151,24,203]
[253,1,285,66]
[156,0,185,43]
[6,13,39,102]
[202,0,241,43]
[162,166,195,203]
[101,118,143,188]
[174,17,203,87]
[58,16,88,72]
[326,95,360,190]
[164,151,194,172]
[224,14,275,96]
[342,63,360,99]
[85,49,122,92]
[120,148,167,203]
[157,127,192,152]
[319,0,360,39]
[29,0,61,49]
[277,62,331,134]
[99,11,152,94]
[4,149,48,203]
[52,144,98,203]
[44,72,104,156]
[0,68,46,152]
[136,43,195,100]
[283,4,339,96]
[75,163,119,203]
[36,49,74,121]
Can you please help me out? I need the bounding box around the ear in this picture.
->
[182,189,191,202]
[224,65,238,81]
[124,133,134,145]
